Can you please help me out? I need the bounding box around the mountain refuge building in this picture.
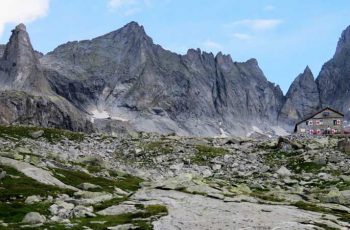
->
[294,107,344,135]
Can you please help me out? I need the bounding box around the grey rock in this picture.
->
[25,195,42,204]
[29,130,44,139]
[0,169,6,180]
[78,182,102,191]
[316,25,350,119]
[22,212,46,224]
[97,204,137,216]
[107,224,137,230]
[72,205,95,218]
[40,22,285,136]
[276,166,292,177]
[322,189,350,205]
[338,139,350,154]
[279,66,320,129]
[0,24,93,132]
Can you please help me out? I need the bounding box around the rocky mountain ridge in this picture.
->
[0,22,350,136]
[280,25,350,127]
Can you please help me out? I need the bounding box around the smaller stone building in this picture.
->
[294,107,344,135]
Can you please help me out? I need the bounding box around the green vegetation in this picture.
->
[3,204,168,230]
[0,201,51,223]
[0,165,71,201]
[294,201,350,222]
[251,191,285,203]
[52,168,142,193]
[144,204,168,216]
[191,145,229,165]
[93,196,129,212]
[0,125,85,143]
[143,141,173,154]
[264,150,324,174]
[286,158,323,174]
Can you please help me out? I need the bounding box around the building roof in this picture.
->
[294,107,344,132]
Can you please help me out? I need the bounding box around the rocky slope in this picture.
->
[0,125,350,229]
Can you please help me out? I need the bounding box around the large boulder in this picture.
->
[22,212,46,224]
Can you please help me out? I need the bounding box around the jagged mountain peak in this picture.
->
[2,23,37,66]
[335,25,350,56]
[103,21,150,42]
[122,21,145,31]
[0,23,52,94]
[15,23,27,32]
[303,65,312,75]
[298,65,314,83]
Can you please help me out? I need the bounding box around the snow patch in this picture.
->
[90,109,129,122]
[91,109,110,121]
[252,126,263,134]
[271,126,289,136]
[110,116,129,122]
[219,128,229,138]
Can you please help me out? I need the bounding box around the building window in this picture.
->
[316,129,321,135]
[334,120,341,125]
[315,120,323,125]
[306,120,313,126]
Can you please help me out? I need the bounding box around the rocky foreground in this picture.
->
[0,126,350,229]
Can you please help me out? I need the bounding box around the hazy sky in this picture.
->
[0,0,350,93]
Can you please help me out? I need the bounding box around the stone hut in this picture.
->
[294,107,344,135]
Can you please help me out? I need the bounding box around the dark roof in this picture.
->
[294,107,344,132]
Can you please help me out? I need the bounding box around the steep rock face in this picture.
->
[0,24,93,132]
[0,91,93,131]
[0,24,51,94]
[0,44,5,57]
[279,67,320,128]
[41,22,284,136]
[316,26,350,119]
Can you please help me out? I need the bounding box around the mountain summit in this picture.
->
[0,22,350,135]
[0,23,50,94]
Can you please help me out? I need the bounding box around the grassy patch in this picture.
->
[294,201,350,222]
[0,125,85,143]
[251,191,285,203]
[68,204,167,230]
[191,145,229,165]
[143,141,173,155]
[0,201,51,223]
[0,165,71,202]
[287,158,323,174]
[52,168,142,193]
[264,150,300,166]
[93,196,129,212]
[144,204,168,216]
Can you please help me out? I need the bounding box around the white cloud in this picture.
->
[0,0,49,37]
[108,0,151,15]
[109,0,137,9]
[233,33,253,41]
[264,5,276,11]
[202,39,222,51]
[227,19,283,31]
[123,7,142,16]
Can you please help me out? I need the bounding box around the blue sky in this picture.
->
[0,0,350,93]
